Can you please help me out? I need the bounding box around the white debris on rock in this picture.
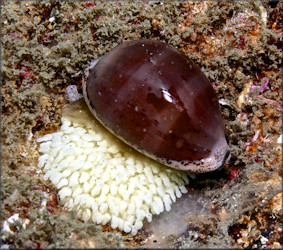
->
[2,213,30,237]
[66,85,83,102]
[36,99,189,236]
[277,134,282,144]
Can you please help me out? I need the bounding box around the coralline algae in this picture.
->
[37,99,189,235]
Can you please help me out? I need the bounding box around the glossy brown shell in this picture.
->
[83,40,230,173]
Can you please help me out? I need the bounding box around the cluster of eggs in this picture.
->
[37,99,189,235]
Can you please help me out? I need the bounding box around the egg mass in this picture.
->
[83,39,230,173]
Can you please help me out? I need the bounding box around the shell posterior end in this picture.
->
[160,137,230,174]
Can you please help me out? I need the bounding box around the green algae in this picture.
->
[1,172,125,248]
